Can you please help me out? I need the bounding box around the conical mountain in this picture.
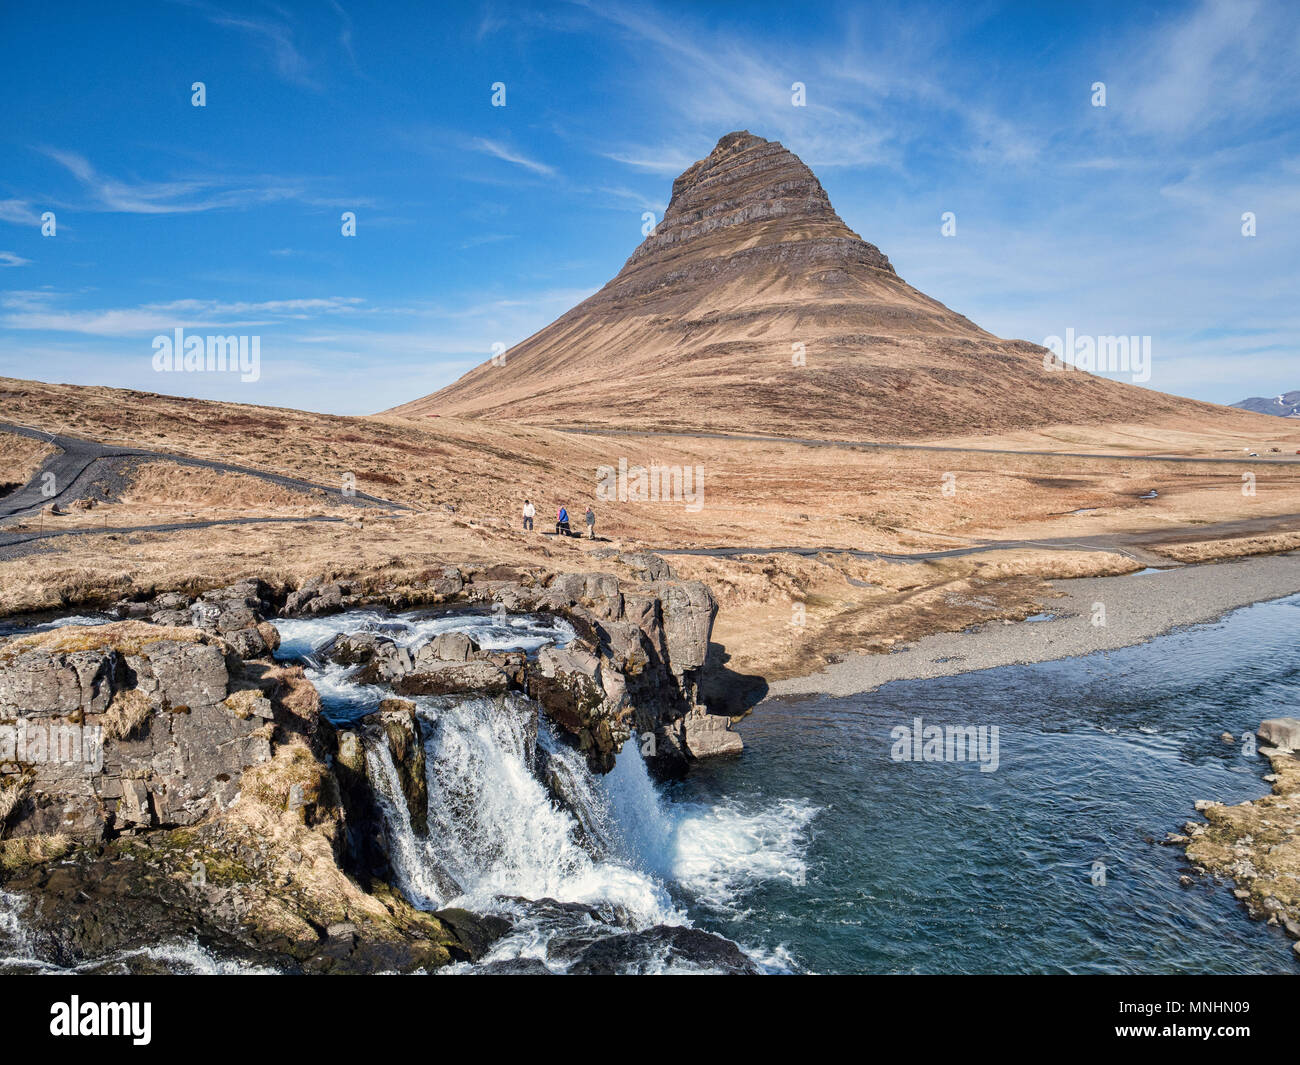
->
[391,131,1230,438]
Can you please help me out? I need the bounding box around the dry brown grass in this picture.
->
[124,461,335,513]
[0,430,57,488]
[0,832,71,870]
[103,688,153,740]
[3,375,1300,681]
[0,775,31,828]
[0,620,208,660]
[1156,532,1300,563]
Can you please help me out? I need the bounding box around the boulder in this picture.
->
[563,925,759,975]
[355,643,415,685]
[392,660,511,697]
[619,552,674,582]
[417,631,481,663]
[318,631,394,666]
[529,646,627,772]
[682,707,743,759]
[1258,717,1300,753]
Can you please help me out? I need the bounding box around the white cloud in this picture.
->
[0,199,40,226]
[2,295,365,336]
[470,138,558,178]
[1119,0,1300,139]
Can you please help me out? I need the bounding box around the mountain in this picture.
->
[1232,391,1300,417]
[391,131,1248,439]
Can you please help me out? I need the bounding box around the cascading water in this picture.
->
[2,604,815,974]
[363,696,682,929]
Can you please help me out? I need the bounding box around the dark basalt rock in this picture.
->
[563,925,761,975]
[317,630,395,666]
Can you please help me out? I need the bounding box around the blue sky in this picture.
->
[0,0,1296,414]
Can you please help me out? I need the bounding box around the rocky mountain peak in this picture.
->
[620,130,893,281]
[391,130,1219,439]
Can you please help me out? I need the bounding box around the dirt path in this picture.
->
[0,421,405,523]
[562,427,1300,466]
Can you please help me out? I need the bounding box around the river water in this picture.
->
[2,595,1296,973]
[672,592,1300,973]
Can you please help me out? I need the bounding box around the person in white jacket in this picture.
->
[522,499,535,531]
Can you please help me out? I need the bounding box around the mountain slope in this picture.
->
[1233,391,1300,417]
[391,131,1255,440]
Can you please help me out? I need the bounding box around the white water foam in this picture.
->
[0,613,114,637]
[603,737,820,914]
[274,608,575,661]
[367,697,680,927]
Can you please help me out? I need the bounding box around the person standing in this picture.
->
[556,504,570,536]
[522,499,535,531]
[584,506,595,539]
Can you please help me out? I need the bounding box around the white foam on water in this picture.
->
[0,613,113,637]
[0,889,33,969]
[367,697,681,928]
[668,796,819,912]
[97,940,281,975]
[603,738,820,916]
[274,608,575,661]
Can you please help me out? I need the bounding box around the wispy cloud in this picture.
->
[0,251,30,267]
[187,1,321,90]
[600,148,698,175]
[471,138,558,177]
[1119,0,1300,138]
[38,148,358,215]
[0,199,41,226]
[1,294,365,336]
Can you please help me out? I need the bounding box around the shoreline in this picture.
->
[765,551,1300,700]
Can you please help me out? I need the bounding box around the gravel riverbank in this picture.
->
[768,551,1300,699]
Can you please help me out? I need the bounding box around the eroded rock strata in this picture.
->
[392,130,1232,438]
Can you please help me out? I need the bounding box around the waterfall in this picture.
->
[364,734,461,910]
[298,606,816,970]
[362,695,681,928]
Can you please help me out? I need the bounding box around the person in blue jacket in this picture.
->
[556,505,570,536]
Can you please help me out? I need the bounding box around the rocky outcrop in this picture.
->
[113,564,741,778]
[1258,717,1300,753]
[0,620,506,973]
[1178,719,1300,961]
[476,572,737,775]
[555,924,760,975]
[0,622,273,840]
